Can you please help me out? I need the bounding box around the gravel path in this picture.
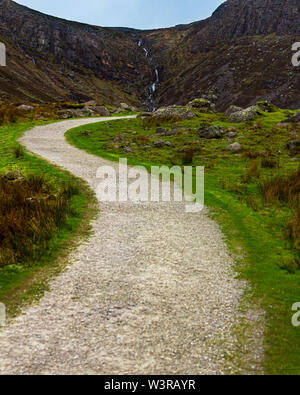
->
[0,117,263,374]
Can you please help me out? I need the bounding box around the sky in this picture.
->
[15,0,225,30]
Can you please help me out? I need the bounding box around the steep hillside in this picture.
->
[0,0,152,106]
[0,0,299,110]
[142,0,300,109]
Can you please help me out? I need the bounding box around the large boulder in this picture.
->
[94,106,110,116]
[198,125,225,139]
[224,105,243,117]
[186,98,215,113]
[120,103,131,111]
[229,106,260,123]
[153,106,196,121]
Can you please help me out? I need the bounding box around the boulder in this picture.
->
[153,106,196,121]
[120,102,131,111]
[57,109,73,119]
[123,146,133,154]
[152,139,172,148]
[186,98,215,113]
[227,131,237,138]
[5,170,24,180]
[256,101,278,113]
[94,106,110,116]
[198,125,225,139]
[18,104,34,111]
[224,105,243,117]
[229,106,260,123]
[226,142,242,153]
[137,112,152,118]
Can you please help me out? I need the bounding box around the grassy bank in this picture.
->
[0,121,98,318]
[66,110,300,374]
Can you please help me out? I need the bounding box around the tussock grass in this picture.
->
[142,115,179,128]
[0,175,73,267]
[259,165,300,206]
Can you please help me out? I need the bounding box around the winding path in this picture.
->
[0,117,263,374]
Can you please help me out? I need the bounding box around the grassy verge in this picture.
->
[0,121,98,318]
[66,110,300,374]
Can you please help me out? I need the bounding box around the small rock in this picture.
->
[5,170,24,180]
[198,125,225,139]
[152,139,171,148]
[123,146,133,154]
[18,104,34,111]
[226,142,242,153]
[227,131,237,138]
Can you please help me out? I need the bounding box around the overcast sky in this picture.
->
[15,0,225,29]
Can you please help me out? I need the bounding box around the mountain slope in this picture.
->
[142,0,300,109]
[0,0,152,105]
[0,0,299,109]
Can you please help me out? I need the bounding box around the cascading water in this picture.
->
[137,39,160,112]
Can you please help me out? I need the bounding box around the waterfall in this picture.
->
[137,39,160,112]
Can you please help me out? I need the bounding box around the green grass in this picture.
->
[0,120,98,318]
[66,109,300,374]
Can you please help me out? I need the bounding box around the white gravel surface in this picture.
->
[0,117,264,374]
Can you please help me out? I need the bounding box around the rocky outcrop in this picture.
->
[186,98,215,113]
[152,106,196,121]
[229,106,260,123]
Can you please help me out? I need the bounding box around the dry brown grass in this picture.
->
[259,165,300,206]
[261,157,279,169]
[286,206,300,251]
[243,160,260,182]
[142,115,179,128]
[0,175,74,267]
